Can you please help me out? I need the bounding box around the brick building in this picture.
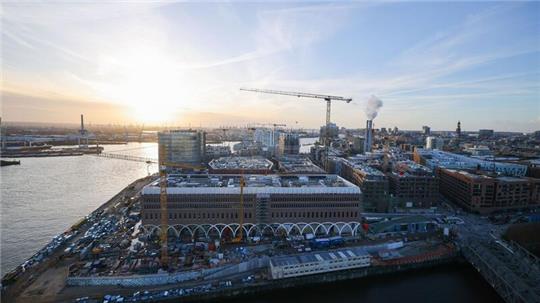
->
[438,169,540,214]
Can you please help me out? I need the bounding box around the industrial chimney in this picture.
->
[364,120,373,153]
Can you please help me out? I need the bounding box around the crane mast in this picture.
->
[158,144,205,269]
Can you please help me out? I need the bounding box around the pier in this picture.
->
[95,152,157,164]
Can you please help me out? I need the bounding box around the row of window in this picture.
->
[271,203,359,208]
[282,260,369,276]
[144,212,253,220]
[271,211,358,219]
[145,194,359,203]
[143,203,254,209]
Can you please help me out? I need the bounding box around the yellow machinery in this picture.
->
[158,145,205,268]
[230,174,245,244]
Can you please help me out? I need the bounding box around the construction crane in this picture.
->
[250,122,286,129]
[158,145,206,268]
[240,88,352,145]
[230,173,245,243]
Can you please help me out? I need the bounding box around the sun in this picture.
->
[95,46,197,124]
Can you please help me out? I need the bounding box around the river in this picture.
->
[0,140,502,302]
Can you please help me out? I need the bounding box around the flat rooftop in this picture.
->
[208,156,273,170]
[277,155,326,174]
[416,149,527,177]
[332,157,385,177]
[270,247,369,267]
[445,169,528,182]
[142,174,361,195]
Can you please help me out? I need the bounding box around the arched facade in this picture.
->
[141,221,362,241]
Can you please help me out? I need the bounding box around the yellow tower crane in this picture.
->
[230,172,245,244]
[158,146,205,269]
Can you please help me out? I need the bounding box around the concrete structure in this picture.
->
[425,136,444,150]
[158,130,205,165]
[277,133,300,156]
[141,174,363,239]
[269,247,371,280]
[413,149,528,177]
[388,161,439,208]
[208,156,273,174]
[422,126,431,136]
[439,169,540,214]
[364,120,373,153]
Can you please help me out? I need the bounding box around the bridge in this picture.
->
[454,212,540,303]
[460,238,540,303]
[95,152,158,164]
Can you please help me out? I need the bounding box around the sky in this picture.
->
[1,1,539,132]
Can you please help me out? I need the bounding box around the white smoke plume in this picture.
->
[365,95,383,120]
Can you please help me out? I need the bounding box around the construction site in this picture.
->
[1,171,460,303]
[3,88,539,303]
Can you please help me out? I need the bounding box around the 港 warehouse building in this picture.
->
[141,174,363,239]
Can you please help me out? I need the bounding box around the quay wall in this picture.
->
[66,257,269,287]
[171,253,461,303]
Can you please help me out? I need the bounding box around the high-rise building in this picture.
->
[456,121,461,138]
[158,130,206,165]
[278,132,300,155]
[254,128,277,148]
[425,136,444,150]
[422,126,431,136]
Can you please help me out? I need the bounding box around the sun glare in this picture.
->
[96,47,196,124]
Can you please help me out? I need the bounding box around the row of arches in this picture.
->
[141,222,364,240]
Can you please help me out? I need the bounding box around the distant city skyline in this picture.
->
[1,2,539,132]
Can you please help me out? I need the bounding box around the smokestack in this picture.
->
[364,120,373,153]
[80,114,85,133]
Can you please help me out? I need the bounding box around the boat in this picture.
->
[1,159,21,166]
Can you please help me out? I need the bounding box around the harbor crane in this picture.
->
[239,88,352,146]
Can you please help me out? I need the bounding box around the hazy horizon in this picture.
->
[2,2,539,132]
